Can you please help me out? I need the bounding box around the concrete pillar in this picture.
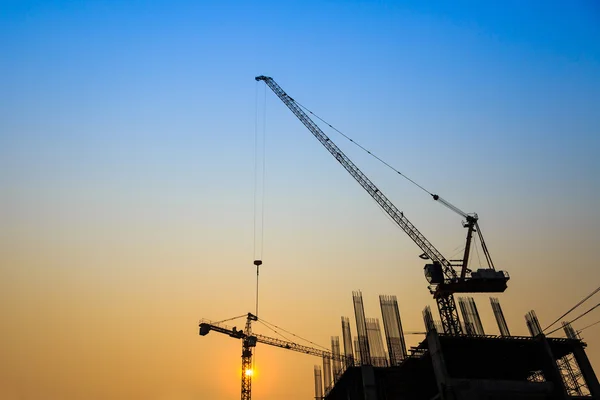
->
[536,335,569,400]
[360,365,378,400]
[572,343,600,397]
[428,330,453,400]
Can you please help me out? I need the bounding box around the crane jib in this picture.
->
[256,75,508,337]
[255,75,456,280]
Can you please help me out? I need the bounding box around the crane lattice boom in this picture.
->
[255,75,456,281]
[255,75,509,336]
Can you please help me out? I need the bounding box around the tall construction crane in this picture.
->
[199,312,347,400]
[255,75,509,336]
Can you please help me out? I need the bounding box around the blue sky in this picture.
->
[2,1,598,188]
[1,1,600,399]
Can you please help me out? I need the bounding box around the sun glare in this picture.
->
[245,369,253,377]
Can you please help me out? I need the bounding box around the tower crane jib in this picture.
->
[255,75,509,336]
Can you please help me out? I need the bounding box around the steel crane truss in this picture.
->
[255,75,509,335]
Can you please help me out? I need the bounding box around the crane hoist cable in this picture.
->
[253,82,267,260]
[253,83,268,317]
[251,85,268,376]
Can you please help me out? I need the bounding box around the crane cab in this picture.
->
[424,262,445,285]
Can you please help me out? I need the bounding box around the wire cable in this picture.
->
[568,302,600,326]
[473,233,481,269]
[256,320,294,343]
[258,317,330,351]
[261,83,267,258]
[294,99,476,223]
[543,286,600,332]
[546,302,600,336]
[253,82,267,261]
[213,314,248,325]
[253,84,267,317]
[294,101,433,197]
[448,246,466,262]
[579,319,600,332]
[255,265,259,317]
[253,83,259,260]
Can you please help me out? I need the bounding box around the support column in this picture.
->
[428,329,453,400]
[536,335,569,400]
[572,343,600,397]
[360,365,378,400]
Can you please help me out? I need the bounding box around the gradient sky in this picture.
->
[2,1,600,399]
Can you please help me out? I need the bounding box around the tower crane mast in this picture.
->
[255,75,509,336]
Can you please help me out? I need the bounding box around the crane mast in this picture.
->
[255,75,508,336]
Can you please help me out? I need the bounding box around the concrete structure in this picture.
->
[325,331,599,400]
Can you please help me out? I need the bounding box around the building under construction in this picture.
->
[314,292,599,400]
[199,76,599,400]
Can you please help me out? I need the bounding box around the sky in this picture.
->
[1,0,600,399]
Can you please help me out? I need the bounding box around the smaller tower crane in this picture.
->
[199,313,348,400]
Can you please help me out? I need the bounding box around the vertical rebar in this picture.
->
[525,310,543,336]
[490,297,511,336]
[353,336,361,365]
[331,336,342,381]
[563,321,580,340]
[423,306,436,333]
[341,316,355,368]
[322,356,332,392]
[458,297,475,335]
[469,297,485,335]
[314,365,323,400]
[366,318,388,367]
[353,291,371,365]
[379,295,407,365]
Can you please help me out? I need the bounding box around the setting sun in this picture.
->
[245,369,253,377]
